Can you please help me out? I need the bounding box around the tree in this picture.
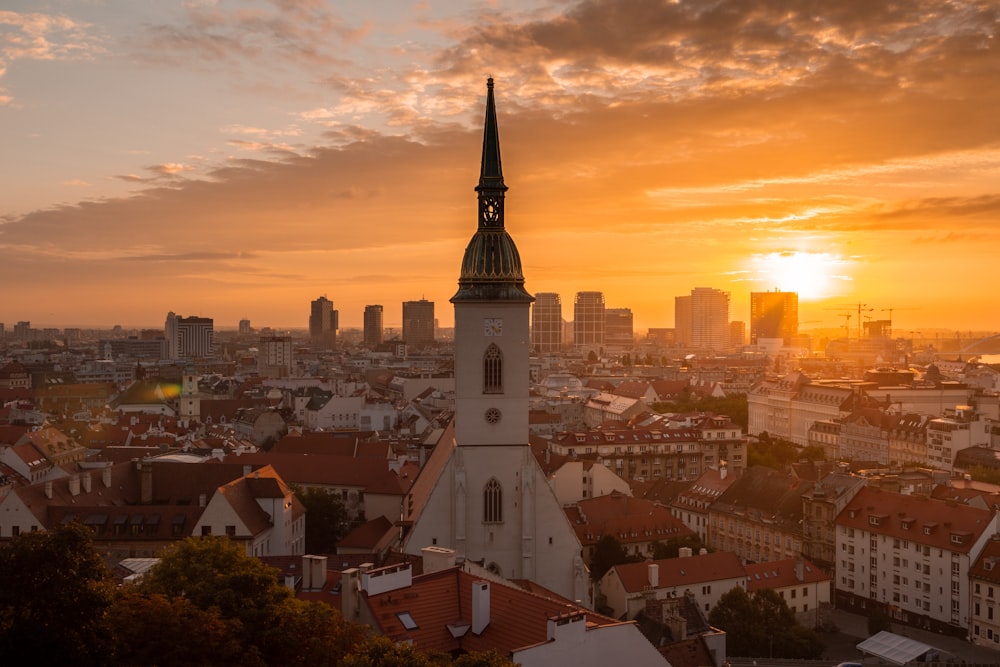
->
[651,533,707,560]
[0,522,117,665]
[107,589,248,666]
[295,485,350,553]
[451,650,519,667]
[589,534,641,580]
[342,635,436,667]
[709,586,824,659]
[139,536,291,631]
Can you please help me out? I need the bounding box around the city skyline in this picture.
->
[2,1,999,332]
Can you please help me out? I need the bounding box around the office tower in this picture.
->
[674,296,692,347]
[259,335,293,378]
[309,296,338,346]
[364,305,384,347]
[402,299,435,347]
[402,78,589,604]
[531,292,562,353]
[573,291,605,350]
[604,307,634,349]
[730,320,746,348]
[675,288,730,351]
[14,321,31,341]
[239,319,251,335]
[750,290,798,344]
[165,312,214,359]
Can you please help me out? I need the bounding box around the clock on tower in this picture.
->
[483,318,503,336]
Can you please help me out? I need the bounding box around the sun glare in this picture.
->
[751,251,845,300]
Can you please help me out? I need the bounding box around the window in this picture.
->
[397,612,419,630]
[226,525,236,538]
[483,344,503,394]
[484,478,503,523]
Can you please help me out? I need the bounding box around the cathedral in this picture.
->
[400,79,590,605]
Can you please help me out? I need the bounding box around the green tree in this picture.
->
[260,597,369,667]
[709,586,824,659]
[651,533,707,560]
[342,635,436,667]
[139,536,290,632]
[452,650,519,667]
[0,522,116,665]
[295,485,350,553]
[589,534,641,580]
[107,589,248,666]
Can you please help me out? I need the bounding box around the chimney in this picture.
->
[44,480,53,499]
[81,471,92,494]
[284,574,297,590]
[102,465,112,488]
[68,474,80,497]
[678,546,693,558]
[421,546,457,574]
[302,554,328,590]
[341,568,360,620]
[243,464,252,477]
[795,558,804,583]
[472,581,491,635]
[699,548,707,556]
[140,460,153,504]
[719,463,728,480]
[648,563,659,589]
[198,493,207,507]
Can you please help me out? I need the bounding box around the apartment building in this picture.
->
[834,486,1000,636]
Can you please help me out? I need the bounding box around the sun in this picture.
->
[750,251,844,300]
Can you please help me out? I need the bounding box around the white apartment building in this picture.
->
[835,486,999,636]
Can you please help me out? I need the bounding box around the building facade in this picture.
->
[750,290,799,344]
[165,312,214,359]
[573,291,605,352]
[402,299,435,347]
[604,307,634,350]
[363,304,384,347]
[309,296,338,346]
[531,292,562,354]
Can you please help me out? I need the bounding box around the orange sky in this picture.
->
[2,1,999,334]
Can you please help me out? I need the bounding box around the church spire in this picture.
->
[452,78,533,303]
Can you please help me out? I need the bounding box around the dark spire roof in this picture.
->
[477,77,506,193]
[452,78,533,304]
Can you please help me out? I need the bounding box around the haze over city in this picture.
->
[2,1,998,333]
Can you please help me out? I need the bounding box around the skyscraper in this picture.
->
[675,288,730,351]
[309,296,338,346]
[573,291,605,351]
[531,292,562,353]
[363,304,384,347]
[401,79,589,604]
[750,290,799,344]
[165,311,214,359]
[604,307,634,349]
[402,299,435,347]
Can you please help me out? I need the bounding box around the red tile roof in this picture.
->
[745,557,829,592]
[363,565,620,655]
[836,486,996,554]
[612,551,744,593]
[567,491,694,547]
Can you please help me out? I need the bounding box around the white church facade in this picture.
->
[400,79,590,605]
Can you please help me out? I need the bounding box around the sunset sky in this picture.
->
[2,1,998,334]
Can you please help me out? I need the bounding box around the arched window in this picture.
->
[484,477,503,523]
[483,344,503,394]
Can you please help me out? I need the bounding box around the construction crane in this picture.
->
[881,307,919,339]
[823,308,854,339]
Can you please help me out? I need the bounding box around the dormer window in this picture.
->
[869,515,881,527]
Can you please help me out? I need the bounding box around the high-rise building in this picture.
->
[309,296,338,346]
[675,288,730,351]
[531,292,562,353]
[363,305,384,347]
[674,296,692,347]
[165,312,214,359]
[401,79,589,604]
[402,299,435,347]
[573,291,605,351]
[730,320,746,348]
[239,319,252,335]
[258,335,293,378]
[604,307,634,349]
[750,290,798,344]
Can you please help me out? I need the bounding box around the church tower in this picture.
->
[402,79,589,605]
